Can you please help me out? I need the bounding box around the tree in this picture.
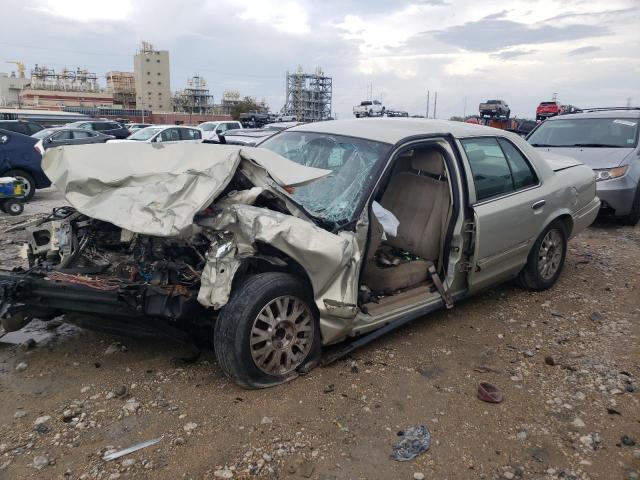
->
[449,116,465,122]
[231,96,262,120]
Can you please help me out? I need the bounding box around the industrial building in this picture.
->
[283,66,332,122]
[134,41,171,112]
[20,65,114,108]
[106,71,136,109]
[0,72,29,107]
[172,75,214,114]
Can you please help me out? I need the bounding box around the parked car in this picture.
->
[111,125,202,144]
[479,100,510,118]
[0,119,599,388]
[32,128,114,153]
[198,121,243,140]
[216,128,279,146]
[354,100,385,117]
[275,114,297,122]
[126,123,153,134]
[0,128,50,200]
[239,112,270,128]
[66,120,130,139]
[386,110,409,117]
[0,120,44,136]
[527,107,640,224]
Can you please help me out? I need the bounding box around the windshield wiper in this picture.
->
[570,143,622,148]
[529,143,555,147]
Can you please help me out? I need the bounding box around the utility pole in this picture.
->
[627,97,632,107]
[463,96,467,118]
[426,90,430,118]
[433,91,438,119]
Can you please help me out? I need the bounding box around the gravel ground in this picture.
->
[0,192,638,480]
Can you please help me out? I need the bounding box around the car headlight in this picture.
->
[594,166,628,182]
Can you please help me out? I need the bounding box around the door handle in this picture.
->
[531,200,546,210]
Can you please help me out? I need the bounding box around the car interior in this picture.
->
[360,146,452,315]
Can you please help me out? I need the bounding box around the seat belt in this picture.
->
[428,263,453,309]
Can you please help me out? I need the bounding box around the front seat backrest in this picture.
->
[380,149,450,262]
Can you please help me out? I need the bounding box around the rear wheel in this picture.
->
[622,186,640,226]
[518,220,567,290]
[4,169,35,201]
[214,273,320,389]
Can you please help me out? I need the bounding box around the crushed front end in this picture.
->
[0,206,214,335]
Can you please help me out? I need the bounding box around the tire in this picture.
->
[214,272,320,389]
[518,220,567,291]
[4,169,35,201]
[1,199,23,216]
[622,186,640,226]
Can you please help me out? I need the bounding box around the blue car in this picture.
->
[0,128,50,200]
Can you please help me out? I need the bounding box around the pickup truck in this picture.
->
[354,100,385,118]
[479,100,510,118]
[239,112,270,128]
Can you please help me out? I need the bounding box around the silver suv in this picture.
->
[527,107,640,225]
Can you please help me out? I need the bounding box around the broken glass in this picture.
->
[260,132,390,224]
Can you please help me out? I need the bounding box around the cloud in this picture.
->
[30,0,133,22]
[568,46,601,56]
[432,18,609,51]
[490,48,538,60]
[1,0,639,120]
[235,0,311,35]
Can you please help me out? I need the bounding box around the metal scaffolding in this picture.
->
[283,66,332,122]
[172,75,214,114]
[106,71,136,109]
[29,65,101,92]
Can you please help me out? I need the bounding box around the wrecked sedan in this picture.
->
[0,119,600,388]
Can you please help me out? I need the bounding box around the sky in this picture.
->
[1,0,639,119]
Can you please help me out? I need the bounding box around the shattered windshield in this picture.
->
[259,131,391,224]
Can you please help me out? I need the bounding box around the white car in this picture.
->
[110,125,203,144]
[198,121,243,140]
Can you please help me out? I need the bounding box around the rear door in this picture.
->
[158,128,181,143]
[459,136,546,291]
[180,128,202,142]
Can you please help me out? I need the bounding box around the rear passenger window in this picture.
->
[461,137,539,202]
[181,129,201,140]
[461,138,514,201]
[497,138,538,189]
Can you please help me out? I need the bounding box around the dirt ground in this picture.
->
[0,194,639,480]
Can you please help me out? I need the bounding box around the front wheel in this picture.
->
[518,220,567,291]
[622,186,640,226]
[214,273,320,389]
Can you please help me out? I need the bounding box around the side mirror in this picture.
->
[47,137,55,143]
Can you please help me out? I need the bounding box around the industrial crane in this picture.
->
[5,61,26,79]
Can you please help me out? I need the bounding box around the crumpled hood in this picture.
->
[535,146,634,169]
[42,142,330,237]
[537,151,584,171]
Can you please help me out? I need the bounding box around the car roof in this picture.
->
[547,109,640,120]
[286,118,516,144]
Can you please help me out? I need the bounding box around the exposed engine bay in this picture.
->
[25,206,211,287]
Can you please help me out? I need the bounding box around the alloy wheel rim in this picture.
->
[15,176,31,197]
[538,229,563,280]
[250,295,314,376]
